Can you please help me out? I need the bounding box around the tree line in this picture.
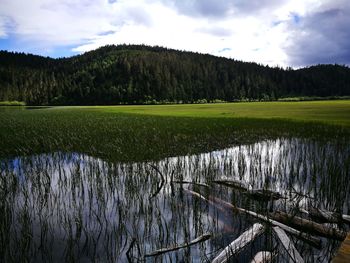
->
[0,44,349,105]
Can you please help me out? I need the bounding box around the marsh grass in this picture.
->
[0,105,349,262]
[0,139,349,262]
[0,107,349,162]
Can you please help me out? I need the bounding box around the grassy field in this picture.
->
[89,100,350,126]
[0,100,349,161]
[0,100,26,106]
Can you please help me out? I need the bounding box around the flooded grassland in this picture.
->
[0,106,349,262]
[1,139,349,262]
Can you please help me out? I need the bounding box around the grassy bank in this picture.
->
[86,100,350,126]
[1,101,349,162]
[0,100,26,106]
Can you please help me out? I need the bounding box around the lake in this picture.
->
[0,138,349,262]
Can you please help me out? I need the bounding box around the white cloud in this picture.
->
[0,0,120,45]
[0,0,345,67]
[72,1,292,66]
[0,16,10,38]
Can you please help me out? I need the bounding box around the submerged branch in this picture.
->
[173,180,209,188]
[144,233,211,257]
[300,207,350,224]
[212,179,249,191]
[213,179,286,201]
[185,189,322,248]
[269,211,347,241]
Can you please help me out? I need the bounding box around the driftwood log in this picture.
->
[185,190,321,248]
[144,233,211,257]
[269,211,347,241]
[173,180,209,188]
[212,179,249,191]
[212,179,285,201]
[273,226,304,263]
[209,196,322,248]
[309,207,342,223]
[300,207,350,224]
[244,189,286,201]
[211,223,265,263]
[184,189,229,215]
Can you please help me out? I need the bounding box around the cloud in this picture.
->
[0,0,113,46]
[0,0,294,65]
[0,0,154,48]
[162,0,288,18]
[0,16,11,38]
[285,0,350,66]
[196,26,232,37]
[167,0,233,18]
[125,6,153,26]
[0,0,348,67]
[0,23,6,38]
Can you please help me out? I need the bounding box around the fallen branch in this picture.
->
[184,189,209,202]
[209,196,322,248]
[184,189,228,215]
[212,179,249,191]
[144,233,211,257]
[212,223,265,263]
[185,189,321,248]
[213,179,285,201]
[173,180,209,188]
[186,190,322,248]
[270,211,347,241]
[300,207,350,224]
[244,189,286,201]
[273,226,304,263]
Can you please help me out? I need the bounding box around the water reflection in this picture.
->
[0,138,349,262]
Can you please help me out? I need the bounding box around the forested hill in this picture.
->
[0,44,350,105]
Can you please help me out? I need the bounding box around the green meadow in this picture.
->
[94,100,350,126]
[1,100,349,161]
[1,100,350,262]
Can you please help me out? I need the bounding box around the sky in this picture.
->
[0,0,349,68]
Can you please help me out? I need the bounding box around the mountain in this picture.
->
[0,44,349,105]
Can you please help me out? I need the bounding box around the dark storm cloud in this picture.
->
[286,1,350,67]
[163,0,287,18]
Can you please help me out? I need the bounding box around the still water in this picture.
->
[0,138,349,262]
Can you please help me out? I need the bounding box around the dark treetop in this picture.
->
[0,44,349,105]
